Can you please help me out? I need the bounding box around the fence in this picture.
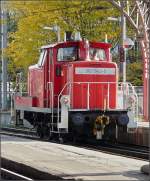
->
[134,86,143,116]
[0,82,15,110]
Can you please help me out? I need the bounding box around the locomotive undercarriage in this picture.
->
[68,110,128,142]
[15,109,129,142]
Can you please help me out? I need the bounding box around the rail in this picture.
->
[1,168,33,180]
[80,142,149,160]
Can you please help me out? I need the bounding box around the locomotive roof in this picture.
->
[41,41,111,49]
[41,43,59,49]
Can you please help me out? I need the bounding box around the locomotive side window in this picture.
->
[57,47,77,61]
[89,48,106,61]
[38,49,47,67]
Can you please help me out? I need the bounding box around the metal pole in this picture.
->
[105,34,108,43]
[123,18,126,83]
[147,1,150,122]
[148,19,150,169]
[57,26,60,42]
[121,2,126,83]
[148,15,150,122]
[121,1,126,109]
[1,1,7,110]
[44,25,60,42]
[140,1,150,175]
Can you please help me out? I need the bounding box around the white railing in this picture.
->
[14,82,28,96]
[118,82,139,120]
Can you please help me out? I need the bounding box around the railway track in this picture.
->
[77,141,149,161]
[1,127,37,136]
[1,158,68,180]
[1,168,33,180]
[1,127,149,161]
[1,127,39,140]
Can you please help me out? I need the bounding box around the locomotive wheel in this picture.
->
[36,125,44,139]
[58,133,69,143]
[36,124,50,139]
[59,137,64,144]
[15,111,23,126]
[48,133,53,140]
[71,130,85,144]
[48,130,54,141]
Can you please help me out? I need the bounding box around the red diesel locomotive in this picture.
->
[14,35,130,141]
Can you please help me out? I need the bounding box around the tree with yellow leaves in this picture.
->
[6,0,120,77]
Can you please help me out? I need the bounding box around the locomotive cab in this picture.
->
[14,38,137,141]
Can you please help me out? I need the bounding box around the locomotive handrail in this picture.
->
[57,81,117,128]
[57,82,71,127]
[57,81,139,129]
[118,82,138,116]
[47,82,54,131]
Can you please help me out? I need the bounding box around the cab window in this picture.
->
[89,48,106,61]
[57,47,77,61]
[38,49,47,67]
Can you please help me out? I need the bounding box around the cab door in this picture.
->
[45,48,54,108]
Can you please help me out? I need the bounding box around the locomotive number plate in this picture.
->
[75,68,115,75]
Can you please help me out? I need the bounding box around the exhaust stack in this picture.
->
[64,31,73,42]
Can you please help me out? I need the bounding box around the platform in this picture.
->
[1,135,149,180]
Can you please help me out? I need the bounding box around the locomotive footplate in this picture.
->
[69,109,129,142]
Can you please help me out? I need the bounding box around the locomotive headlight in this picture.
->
[60,95,70,107]
[63,97,69,104]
